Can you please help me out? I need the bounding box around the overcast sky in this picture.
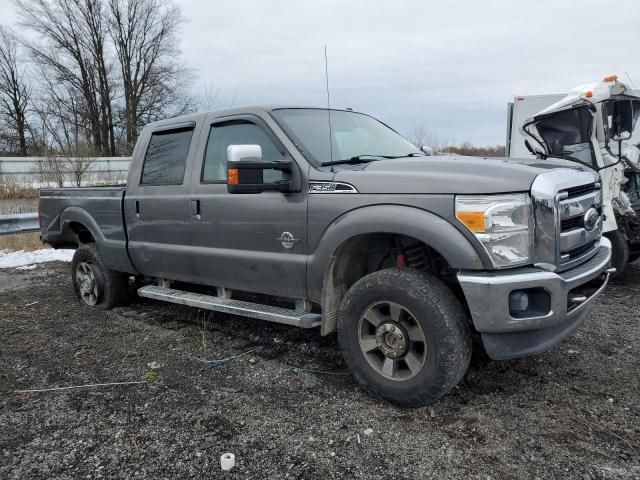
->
[1,0,639,145]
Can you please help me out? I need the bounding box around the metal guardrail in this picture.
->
[0,212,39,236]
[0,156,131,186]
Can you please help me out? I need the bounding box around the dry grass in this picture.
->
[0,183,39,200]
[0,232,44,252]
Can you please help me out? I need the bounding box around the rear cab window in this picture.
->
[141,127,195,185]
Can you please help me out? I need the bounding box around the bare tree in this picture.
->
[12,0,196,157]
[32,155,66,187]
[0,26,31,156]
[14,0,116,156]
[67,154,95,186]
[197,79,236,112]
[108,0,194,153]
[405,124,448,153]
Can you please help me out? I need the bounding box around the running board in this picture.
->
[137,285,321,329]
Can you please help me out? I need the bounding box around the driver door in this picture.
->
[187,114,308,299]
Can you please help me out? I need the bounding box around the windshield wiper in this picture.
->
[321,154,392,167]
[321,153,424,167]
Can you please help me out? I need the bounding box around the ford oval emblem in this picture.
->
[583,207,599,231]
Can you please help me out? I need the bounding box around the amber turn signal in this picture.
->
[603,75,618,82]
[227,168,239,185]
[456,211,485,233]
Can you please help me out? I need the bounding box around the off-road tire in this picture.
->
[605,230,629,277]
[337,267,472,407]
[71,243,129,310]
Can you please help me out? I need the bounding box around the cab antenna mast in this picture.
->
[324,45,334,165]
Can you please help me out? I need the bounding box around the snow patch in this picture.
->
[15,264,37,271]
[0,249,74,269]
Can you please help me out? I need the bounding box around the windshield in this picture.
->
[530,106,597,168]
[271,109,420,166]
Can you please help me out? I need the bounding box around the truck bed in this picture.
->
[39,185,134,274]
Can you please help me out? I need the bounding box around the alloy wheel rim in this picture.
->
[357,301,427,381]
[76,262,100,306]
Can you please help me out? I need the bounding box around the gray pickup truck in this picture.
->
[39,107,614,407]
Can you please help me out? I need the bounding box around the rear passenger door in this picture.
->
[188,114,308,299]
[124,122,202,282]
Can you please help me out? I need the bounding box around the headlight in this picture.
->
[455,193,533,268]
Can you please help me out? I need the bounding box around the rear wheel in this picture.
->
[337,268,472,407]
[71,243,128,310]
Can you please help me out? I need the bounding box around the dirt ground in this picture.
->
[0,262,639,479]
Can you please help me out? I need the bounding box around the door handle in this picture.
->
[191,199,201,220]
[135,200,140,219]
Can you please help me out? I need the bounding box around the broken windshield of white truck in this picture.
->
[534,107,597,168]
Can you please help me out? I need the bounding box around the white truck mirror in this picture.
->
[227,144,263,163]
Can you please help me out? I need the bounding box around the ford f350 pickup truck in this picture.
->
[39,107,614,407]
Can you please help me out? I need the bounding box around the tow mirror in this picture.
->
[420,145,434,156]
[226,144,301,194]
[611,100,633,141]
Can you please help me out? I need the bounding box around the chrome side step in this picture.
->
[137,285,321,329]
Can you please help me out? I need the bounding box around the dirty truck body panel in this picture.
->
[40,106,612,364]
[39,187,134,274]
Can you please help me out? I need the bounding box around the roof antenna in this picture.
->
[324,45,334,169]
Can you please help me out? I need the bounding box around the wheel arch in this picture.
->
[307,205,487,335]
[51,207,137,274]
[59,207,106,246]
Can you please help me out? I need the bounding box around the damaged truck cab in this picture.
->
[40,107,612,407]
[520,77,640,273]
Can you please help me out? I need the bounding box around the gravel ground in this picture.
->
[0,262,639,479]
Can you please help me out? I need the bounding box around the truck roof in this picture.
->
[144,106,357,130]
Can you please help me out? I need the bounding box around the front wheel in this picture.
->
[71,243,129,310]
[604,230,630,276]
[337,268,472,407]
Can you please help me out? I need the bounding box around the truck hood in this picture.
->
[331,156,593,194]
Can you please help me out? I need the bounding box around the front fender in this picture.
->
[307,204,488,300]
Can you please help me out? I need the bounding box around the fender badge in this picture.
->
[277,232,300,249]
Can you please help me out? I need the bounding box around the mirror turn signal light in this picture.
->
[456,211,485,233]
[603,75,618,82]
[227,168,239,185]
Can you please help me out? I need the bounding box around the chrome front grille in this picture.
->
[531,169,603,272]
[557,186,602,270]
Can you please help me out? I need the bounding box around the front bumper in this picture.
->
[457,237,612,360]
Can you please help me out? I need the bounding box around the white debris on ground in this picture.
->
[0,249,74,269]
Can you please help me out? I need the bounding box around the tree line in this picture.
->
[407,124,505,157]
[0,0,194,157]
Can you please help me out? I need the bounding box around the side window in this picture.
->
[202,121,284,183]
[141,127,194,185]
